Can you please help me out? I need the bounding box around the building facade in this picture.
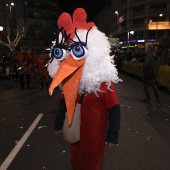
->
[0,0,60,50]
[93,0,113,37]
[94,10,113,37]
[111,0,170,49]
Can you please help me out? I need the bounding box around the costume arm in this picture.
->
[54,98,66,131]
[106,104,120,144]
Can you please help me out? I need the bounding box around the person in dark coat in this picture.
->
[142,44,160,104]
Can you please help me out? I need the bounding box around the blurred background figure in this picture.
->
[7,51,17,80]
[35,50,50,89]
[4,60,10,80]
[142,44,160,104]
[25,48,38,87]
[16,48,31,89]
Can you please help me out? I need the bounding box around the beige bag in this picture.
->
[63,103,81,144]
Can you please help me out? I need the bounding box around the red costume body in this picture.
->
[16,52,35,75]
[25,52,37,74]
[71,83,119,170]
[35,53,50,88]
[16,52,25,67]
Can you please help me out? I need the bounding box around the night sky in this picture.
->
[58,0,105,21]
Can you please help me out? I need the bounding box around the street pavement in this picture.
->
[0,72,170,170]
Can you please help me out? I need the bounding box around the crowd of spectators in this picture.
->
[110,46,170,71]
[155,47,170,65]
[0,48,51,90]
[1,46,170,82]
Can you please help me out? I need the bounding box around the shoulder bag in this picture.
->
[63,94,85,144]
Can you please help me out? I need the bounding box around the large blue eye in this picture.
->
[52,47,67,61]
[53,48,63,59]
[72,45,84,57]
[71,44,88,60]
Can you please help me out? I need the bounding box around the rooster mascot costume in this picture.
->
[48,8,121,170]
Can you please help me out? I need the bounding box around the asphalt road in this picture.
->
[0,72,170,170]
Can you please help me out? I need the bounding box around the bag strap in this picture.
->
[78,93,85,104]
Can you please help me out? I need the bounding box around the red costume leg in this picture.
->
[70,142,105,170]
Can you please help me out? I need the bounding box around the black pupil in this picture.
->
[75,46,80,52]
[55,50,59,55]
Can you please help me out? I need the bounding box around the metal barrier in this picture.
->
[121,61,143,77]
[157,65,170,88]
[121,61,170,88]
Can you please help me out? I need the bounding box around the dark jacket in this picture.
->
[143,53,160,80]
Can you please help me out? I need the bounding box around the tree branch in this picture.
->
[13,20,27,46]
[0,39,10,48]
[0,20,27,51]
[6,27,12,44]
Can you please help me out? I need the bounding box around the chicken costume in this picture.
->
[48,8,121,170]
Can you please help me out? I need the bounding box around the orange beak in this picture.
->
[49,55,85,125]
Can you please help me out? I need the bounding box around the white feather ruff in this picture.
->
[48,57,60,78]
[48,26,121,95]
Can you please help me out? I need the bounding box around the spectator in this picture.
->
[35,51,50,89]
[16,48,31,89]
[141,44,160,104]
[26,48,38,86]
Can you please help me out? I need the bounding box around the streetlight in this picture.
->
[6,2,15,18]
[5,2,16,41]
[113,10,119,39]
[115,11,118,21]
[155,13,163,45]
[130,31,134,35]
[0,26,4,31]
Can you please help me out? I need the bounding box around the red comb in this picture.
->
[73,8,95,29]
[57,12,74,37]
[57,8,95,38]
